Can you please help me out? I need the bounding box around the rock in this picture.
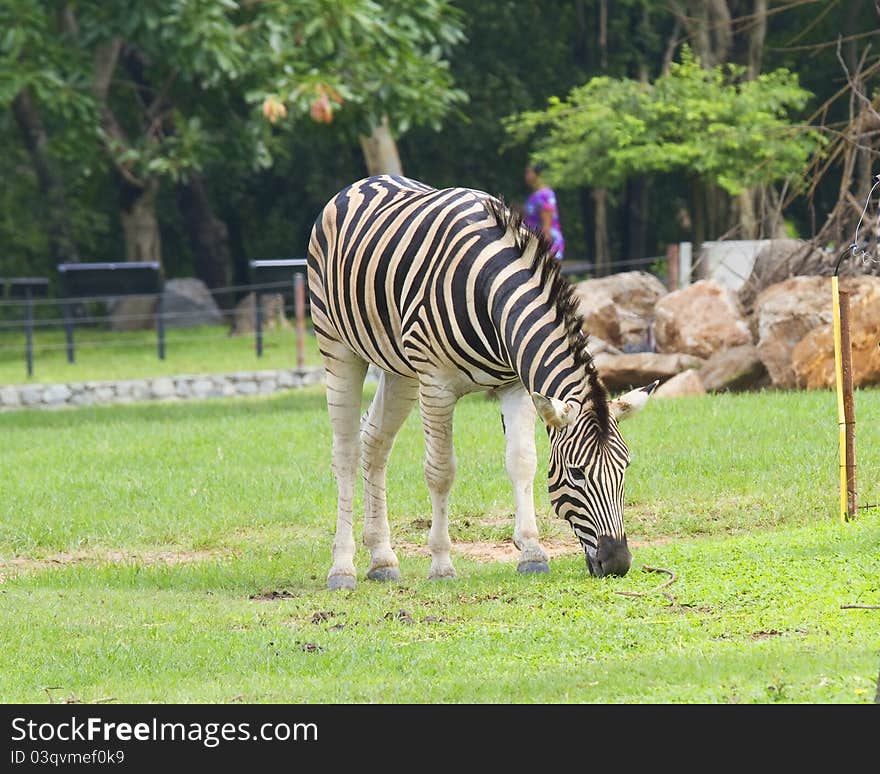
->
[752,276,836,388]
[737,239,843,315]
[574,287,621,344]
[0,386,21,407]
[654,369,706,399]
[162,278,224,329]
[585,336,622,357]
[108,296,157,331]
[574,271,667,349]
[654,279,752,358]
[150,377,176,398]
[230,292,292,335]
[20,386,43,405]
[43,384,72,405]
[699,344,770,393]
[594,351,705,392]
[792,280,880,389]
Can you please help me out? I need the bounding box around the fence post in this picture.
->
[666,244,679,291]
[156,292,166,360]
[254,290,263,357]
[63,302,75,363]
[24,285,34,377]
[839,288,857,520]
[294,273,306,369]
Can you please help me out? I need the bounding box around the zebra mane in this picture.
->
[485,196,611,435]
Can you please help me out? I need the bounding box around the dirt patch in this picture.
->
[249,590,295,602]
[397,536,581,563]
[0,547,232,579]
[396,534,664,564]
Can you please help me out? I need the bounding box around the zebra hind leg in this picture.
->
[361,370,418,581]
[321,342,369,591]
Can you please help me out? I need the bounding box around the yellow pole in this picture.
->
[831,275,847,522]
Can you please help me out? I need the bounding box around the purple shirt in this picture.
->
[524,186,564,259]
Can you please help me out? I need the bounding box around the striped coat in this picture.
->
[308,175,655,589]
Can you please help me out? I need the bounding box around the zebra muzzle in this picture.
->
[585,535,632,577]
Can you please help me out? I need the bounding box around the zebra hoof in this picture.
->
[327,575,356,591]
[366,566,400,582]
[427,568,456,581]
[517,560,550,574]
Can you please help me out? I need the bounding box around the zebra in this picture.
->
[307,174,657,590]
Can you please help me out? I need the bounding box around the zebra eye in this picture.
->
[567,467,586,487]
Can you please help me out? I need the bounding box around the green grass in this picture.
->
[0,324,323,385]
[1,385,878,703]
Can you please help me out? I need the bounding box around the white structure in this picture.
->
[697,239,772,291]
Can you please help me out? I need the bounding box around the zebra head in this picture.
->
[534,379,658,578]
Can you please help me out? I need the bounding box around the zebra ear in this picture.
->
[609,379,659,421]
[532,393,581,428]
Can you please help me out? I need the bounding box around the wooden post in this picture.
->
[294,273,306,370]
[254,290,263,357]
[666,244,679,291]
[831,276,847,522]
[839,289,857,520]
[23,285,34,378]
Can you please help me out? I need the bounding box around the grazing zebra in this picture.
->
[307,175,656,590]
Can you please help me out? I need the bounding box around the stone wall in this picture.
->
[0,368,325,411]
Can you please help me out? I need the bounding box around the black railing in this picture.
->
[0,260,311,380]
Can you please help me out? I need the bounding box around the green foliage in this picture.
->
[0,0,469,278]
[503,46,827,195]
[253,0,468,137]
[0,0,468,180]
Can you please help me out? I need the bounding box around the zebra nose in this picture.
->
[586,535,632,577]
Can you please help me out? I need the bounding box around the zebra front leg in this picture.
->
[322,344,369,591]
[361,370,419,581]
[419,382,458,580]
[498,385,550,574]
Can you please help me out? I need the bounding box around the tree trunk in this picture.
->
[591,188,611,276]
[359,116,403,176]
[690,178,706,274]
[746,0,768,79]
[578,186,594,268]
[177,172,233,309]
[673,0,732,67]
[735,189,758,239]
[119,178,162,265]
[11,89,80,268]
[572,0,588,69]
[623,177,648,266]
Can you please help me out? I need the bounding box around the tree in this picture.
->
[0,1,98,272]
[503,47,825,260]
[256,0,467,175]
[1,0,466,289]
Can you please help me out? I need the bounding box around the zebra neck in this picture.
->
[515,327,589,404]
[490,267,589,404]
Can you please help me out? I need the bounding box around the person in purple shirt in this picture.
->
[523,161,565,260]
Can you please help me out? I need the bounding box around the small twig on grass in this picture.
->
[614,565,677,602]
[44,687,117,704]
[840,604,880,609]
[44,687,63,704]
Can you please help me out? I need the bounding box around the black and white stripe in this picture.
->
[308,175,650,586]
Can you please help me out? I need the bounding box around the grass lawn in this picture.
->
[1,382,878,703]
[0,324,323,385]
